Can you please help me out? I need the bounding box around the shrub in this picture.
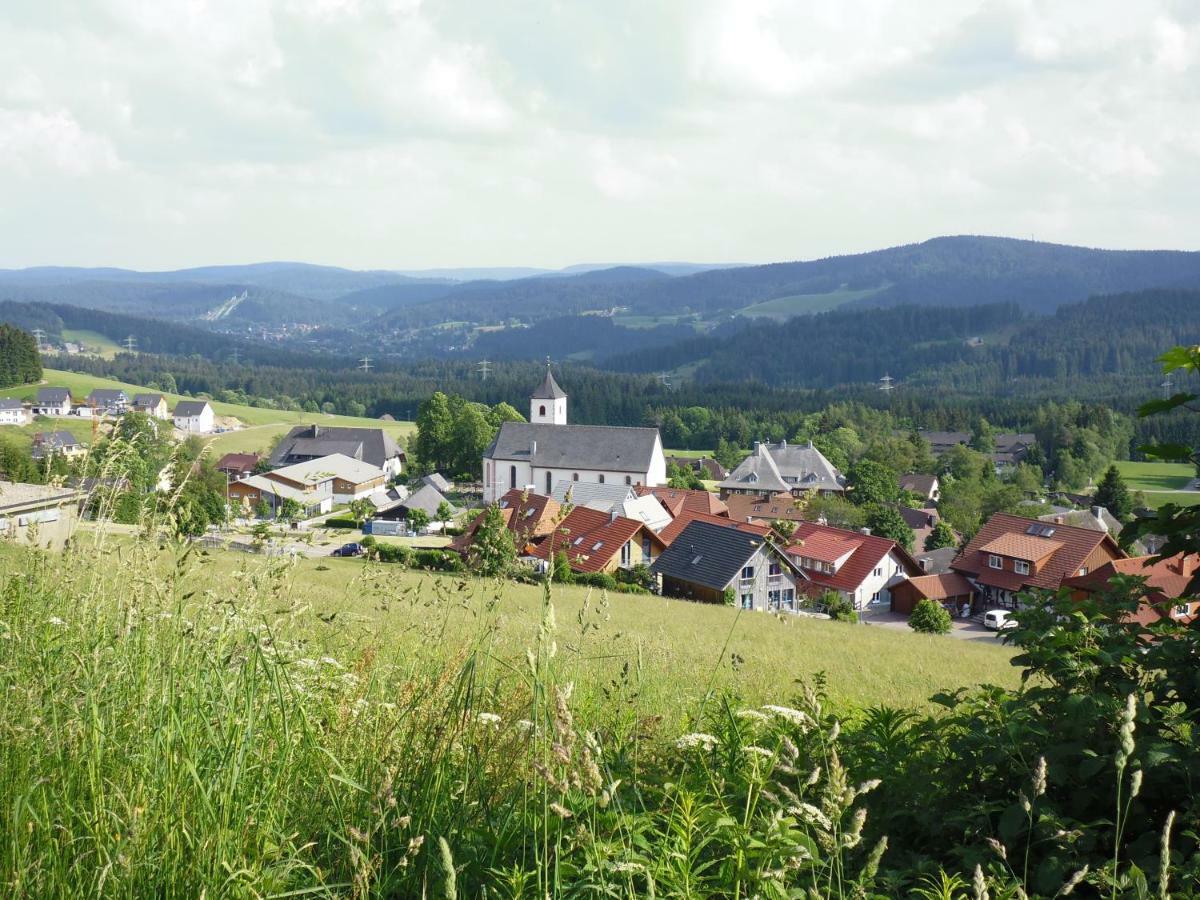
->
[322,517,361,530]
[411,549,463,572]
[908,598,952,634]
[375,543,413,565]
[616,563,654,590]
[573,571,618,590]
[823,589,858,623]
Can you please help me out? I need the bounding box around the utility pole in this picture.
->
[878,374,895,394]
[31,328,46,348]
[657,372,672,391]
[124,335,137,353]
[478,359,491,381]
[1162,376,1174,400]
[358,357,373,373]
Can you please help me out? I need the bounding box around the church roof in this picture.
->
[484,422,659,474]
[531,367,567,400]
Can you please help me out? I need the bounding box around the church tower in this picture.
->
[530,364,567,425]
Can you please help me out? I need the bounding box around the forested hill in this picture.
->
[605,288,1200,393]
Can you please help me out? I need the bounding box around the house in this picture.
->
[32,388,72,416]
[421,473,453,493]
[899,505,942,550]
[31,431,86,460]
[550,480,672,532]
[900,474,940,502]
[652,519,804,611]
[785,522,924,610]
[132,393,170,419]
[657,507,772,547]
[1038,505,1123,538]
[529,505,667,574]
[919,431,1037,473]
[85,389,129,414]
[263,453,387,504]
[636,485,728,518]
[482,368,666,503]
[270,424,405,477]
[0,481,81,547]
[950,512,1125,612]
[890,572,976,616]
[381,483,457,523]
[1064,554,1200,627]
[724,492,809,525]
[717,440,844,499]
[215,452,259,480]
[450,488,563,556]
[173,400,215,434]
[665,455,728,481]
[913,546,959,575]
[0,399,30,426]
[227,474,332,518]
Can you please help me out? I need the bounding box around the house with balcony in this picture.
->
[785,522,923,610]
[528,504,666,575]
[717,440,845,499]
[652,519,804,611]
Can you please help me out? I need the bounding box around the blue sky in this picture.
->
[1,0,1197,269]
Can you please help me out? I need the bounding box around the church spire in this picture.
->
[530,360,567,424]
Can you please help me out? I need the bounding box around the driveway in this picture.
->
[860,608,1005,644]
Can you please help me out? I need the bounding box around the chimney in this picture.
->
[781,439,787,448]
[1091,506,1108,532]
[919,557,929,571]
[1054,516,1064,525]
[753,440,761,454]
[860,527,871,535]
[806,440,815,450]
[311,425,320,438]
[609,509,618,524]
[530,440,537,456]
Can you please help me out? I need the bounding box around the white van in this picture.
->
[983,609,1017,631]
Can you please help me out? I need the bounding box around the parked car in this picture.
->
[332,542,363,557]
[983,609,1017,631]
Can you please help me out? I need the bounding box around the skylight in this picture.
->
[592,542,603,551]
[1025,524,1056,537]
[691,555,702,565]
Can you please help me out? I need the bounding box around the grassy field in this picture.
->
[59,329,123,359]
[7,368,414,454]
[736,285,885,321]
[1114,460,1198,509]
[3,416,100,450]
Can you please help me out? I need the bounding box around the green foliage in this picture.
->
[413,391,524,479]
[322,516,361,529]
[722,586,736,607]
[551,550,573,585]
[923,520,957,552]
[802,494,866,529]
[907,599,952,635]
[0,324,42,388]
[347,498,373,524]
[1093,464,1133,521]
[847,459,898,507]
[467,504,518,578]
[864,505,914,552]
[406,508,430,531]
[435,501,455,523]
[276,498,303,523]
[666,461,704,490]
[822,589,858,623]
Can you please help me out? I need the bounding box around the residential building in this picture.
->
[657,508,772,547]
[85,389,130,413]
[899,505,942,550]
[450,488,563,556]
[529,505,667,574]
[665,455,728,481]
[263,453,387,504]
[1038,505,1123,537]
[950,512,1124,611]
[31,431,85,460]
[1064,554,1200,627]
[32,388,72,416]
[549,480,672,532]
[0,481,81,547]
[173,400,215,434]
[636,485,728,518]
[899,473,940,502]
[890,572,976,616]
[652,519,803,611]
[724,492,808,525]
[914,546,958,575]
[0,399,30,426]
[482,369,666,503]
[228,475,332,518]
[378,483,457,522]
[785,522,923,610]
[270,424,405,477]
[717,440,844,499]
[132,393,170,419]
[421,473,453,493]
[215,452,259,480]
[919,431,1037,473]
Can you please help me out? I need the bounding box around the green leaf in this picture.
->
[1157,345,1200,373]
[998,801,1027,845]
[1136,442,1195,462]
[1137,394,1197,418]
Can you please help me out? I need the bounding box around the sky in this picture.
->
[1,0,1198,270]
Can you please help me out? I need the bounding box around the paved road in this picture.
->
[860,608,1008,644]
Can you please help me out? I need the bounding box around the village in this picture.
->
[3,367,1196,640]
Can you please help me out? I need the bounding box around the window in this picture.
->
[741,565,755,580]
[768,590,781,610]
[782,588,795,608]
[873,566,882,577]
[768,562,781,578]
[642,536,652,559]
[510,465,517,490]
[621,542,631,566]
[741,594,754,609]
[625,475,632,485]
[1078,567,1088,576]
[572,473,579,482]
[988,554,1002,569]
[546,472,552,493]
[1174,604,1189,617]
[598,474,605,484]
[1014,560,1030,575]
[539,405,546,416]
[592,542,603,551]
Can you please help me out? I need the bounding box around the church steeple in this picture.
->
[530,361,567,425]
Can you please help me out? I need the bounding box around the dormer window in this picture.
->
[988,554,1002,569]
[1014,560,1030,575]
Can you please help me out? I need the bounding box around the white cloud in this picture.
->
[0,108,120,176]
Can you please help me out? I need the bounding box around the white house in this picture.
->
[481,368,667,504]
[263,453,388,504]
[173,400,215,434]
[32,388,72,417]
[785,522,923,610]
[0,399,30,426]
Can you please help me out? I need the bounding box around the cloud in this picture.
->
[0,108,120,176]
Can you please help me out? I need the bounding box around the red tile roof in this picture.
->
[978,533,1063,563]
[952,512,1123,592]
[216,452,259,474]
[528,505,665,574]
[902,572,975,602]
[724,492,809,524]
[1065,554,1200,625]
[636,485,728,517]
[657,508,771,546]
[785,522,923,593]
[450,489,561,555]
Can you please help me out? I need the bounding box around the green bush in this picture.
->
[322,517,362,530]
[411,549,464,572]
[823,589,858,623]
[907,598,952,634]
[375,543,413,565]
[573,571,619,590]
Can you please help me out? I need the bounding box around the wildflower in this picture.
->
[842,807,867,848]
[1116,693,1137,770]
[611,861,644,874]
[1130,768,1143,798]
[1018,791,1031,815]
[854,779,882,797]
[973,863,989,900]
[1058,865,1089,896]
[46,616,66,627]
[986,837,1007,861]
[675,732,719,751]
[516,719,535,732]
[319,656,343,669]
[861,836,888,882]
[348,825,368,842]
[1159,811,1175,900]
[476,712,502,727]
[1032,756,1048,796]
[804,766,822,787]
[762,705,811,728]
[829,719,840,742]
[788,803,832,831]
[743,745,773,758]
[549,802,573,819]
[736,709,770,724]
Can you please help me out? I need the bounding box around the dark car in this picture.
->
[332,542,363,557]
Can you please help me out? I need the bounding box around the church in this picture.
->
[481,368,667,504]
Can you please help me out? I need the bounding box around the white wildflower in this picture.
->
[675,732,719,751]
[743,745,774,759]
[46,616,67,627]
[611,861,644,873]
[516,719,535,732]
[788,803,832,830]
[319,656,343,669]
[855,779,882,796]
[477,712,502,727]
[736,709,770,724]
[762,705,812,728]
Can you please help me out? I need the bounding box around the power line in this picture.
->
[31,328,46,347]
[878,374,895,394]
[478,359,491,380]
[1162,376,1175,400]
[657,372,673,391]
[123,335,137,353]
[358,357,373,373]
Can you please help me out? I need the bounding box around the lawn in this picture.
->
[4,416,101,450]
[1115,460,1196,493]
[9,368,415,453]
[60,328,124,359]
[736,285,886,321]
